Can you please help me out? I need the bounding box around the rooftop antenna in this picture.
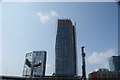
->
[81,46,86,80]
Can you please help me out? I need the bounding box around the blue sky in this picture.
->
[1,2,118,77]
[0,3,2,75]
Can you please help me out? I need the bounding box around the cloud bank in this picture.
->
[37,11,59,24]
[86,49,116,65]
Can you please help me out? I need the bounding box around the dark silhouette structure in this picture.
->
[81,46,86,80]
[1,76,81,80]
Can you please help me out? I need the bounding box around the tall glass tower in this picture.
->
[55,19,77,77]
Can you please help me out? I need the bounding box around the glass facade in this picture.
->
[22,51,47,77]
[55,19,77,77]
[109,56,120,71]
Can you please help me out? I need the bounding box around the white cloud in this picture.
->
[51,11,59,17]
[86,49,117,65]
[37,11,59,24]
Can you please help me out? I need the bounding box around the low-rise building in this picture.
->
[89,68,120,80]
[0,76,81,80]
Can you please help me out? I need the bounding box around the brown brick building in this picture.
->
[89,68,120,80]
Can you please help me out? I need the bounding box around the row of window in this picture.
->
[90,73,120,78]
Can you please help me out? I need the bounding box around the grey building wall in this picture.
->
[22,51,47,77]
[109,56,120,71]
[55,19,77,77]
